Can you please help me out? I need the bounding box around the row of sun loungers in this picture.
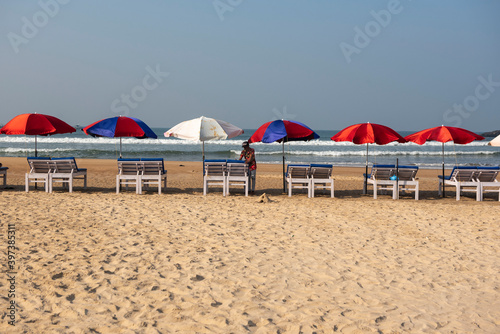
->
[285,164,334,198]
[203,159,249,196]
[25,157,87,193]
[438,166,500,201]
[364,165,419,200]
[7,158,500,200]
[117,158,167,194]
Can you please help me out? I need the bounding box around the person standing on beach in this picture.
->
[239,141,256,193]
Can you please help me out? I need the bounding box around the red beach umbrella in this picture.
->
[331,122,406,194]
[404,125,485,197]
[404,125,484,145]
[0,113,76,157]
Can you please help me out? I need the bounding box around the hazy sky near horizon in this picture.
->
[1,1,499,132]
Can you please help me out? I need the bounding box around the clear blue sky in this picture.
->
[1,0,499,132]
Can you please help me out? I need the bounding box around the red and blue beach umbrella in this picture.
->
[249,119,319,144]
[249,119,320,192]
[83,116,157,158]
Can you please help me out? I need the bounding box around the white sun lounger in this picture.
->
[226,161,249,196]
[310,164,334,198]
[117,159,142,194]
[438,166,480,201]
[203,160,227,196]
[394,166,419,200]
[475,166,500,201]
[286,164,311,197]
[0,166,8,187]
[141,158,167,194]
[25,158,53,192]
[50,158,88,193]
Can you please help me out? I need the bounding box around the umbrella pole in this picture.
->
[396,158,399,200]
[202,141,205,181]
[120,138,123,159]
[442,142,445,198]
[363,143,368,194]
[282,141,286,193]
[35,135,38,190]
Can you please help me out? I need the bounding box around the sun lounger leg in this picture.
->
[373,182,377,199]
[415,183,419,200]
[456,185,460,201]
[393,183,398,200]
[116,175,120,194]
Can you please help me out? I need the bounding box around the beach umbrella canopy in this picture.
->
[331,122,406,145]
[249,119,319,144]
[0,113,76,156]
[164,116,244,161]
[331,122,406,194]
[487,134,500,147]
[83,116,157,158]
[404,126,484,145]
[249,119,320,192]
[404,125,485,197]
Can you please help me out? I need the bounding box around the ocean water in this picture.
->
[0,128,498,169]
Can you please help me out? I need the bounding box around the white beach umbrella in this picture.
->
[488,134,500,147]
[164,116,244,161]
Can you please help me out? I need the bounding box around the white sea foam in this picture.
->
[0,147,75,153]
[0,136,491,147]
[230,149,499,157]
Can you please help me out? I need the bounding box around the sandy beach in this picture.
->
[0,157,499,333]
